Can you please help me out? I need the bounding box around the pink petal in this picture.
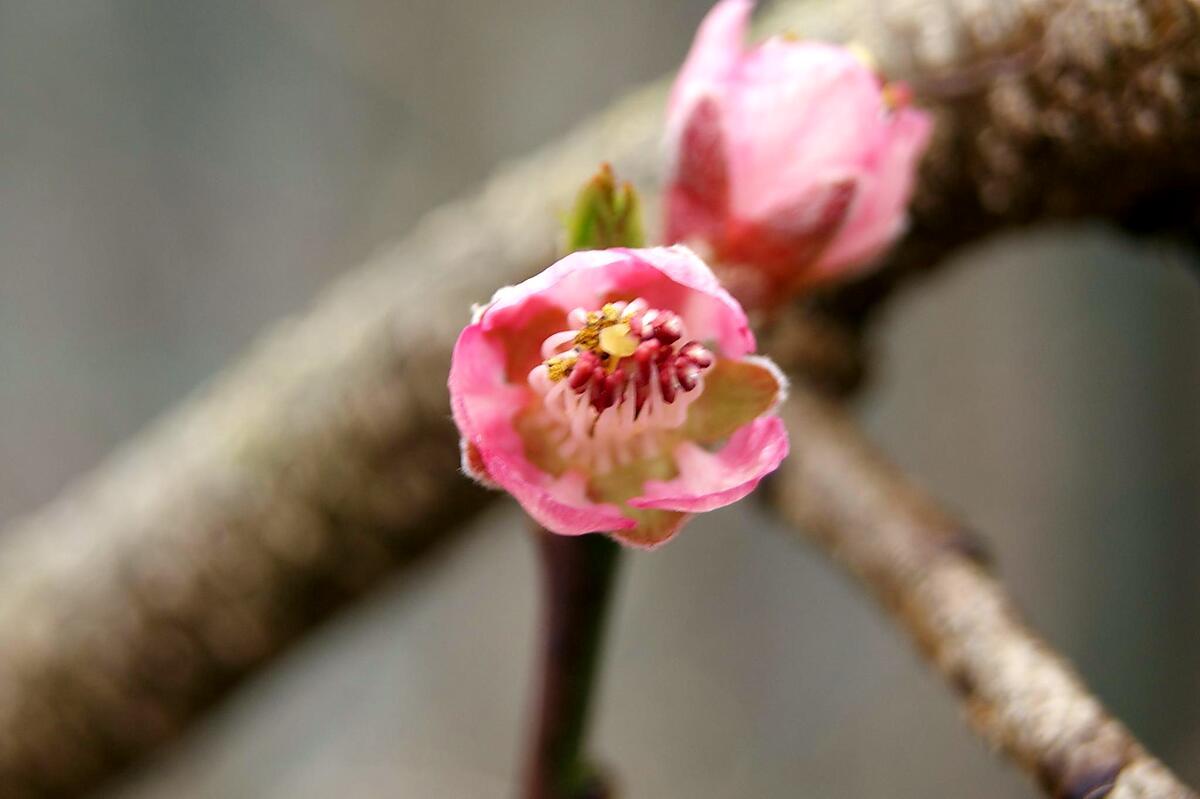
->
[460,438,496,488]
[721,174,857,282]
[667,0,753,133]
[481,247,755,359]
[449,323,634,535]
[726,42,885,220]
[618,245,755,358]
[481,249,629,331]
[813,106,933,277]
[629,415,788,513]
[665,96,730,247]
[485,449,635,535]
[449,323,529,448]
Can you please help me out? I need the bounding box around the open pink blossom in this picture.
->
[449,246,788,548]
[665,0,932,305]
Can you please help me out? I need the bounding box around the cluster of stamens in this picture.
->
[528,298,715,472]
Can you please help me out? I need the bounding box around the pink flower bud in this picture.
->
[449,246,788,548]
[665,0,932,305]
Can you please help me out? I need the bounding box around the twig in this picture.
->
[774,386,1197,799]
[523,530,621,799]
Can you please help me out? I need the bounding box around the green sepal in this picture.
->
[564,163,646,252]
[588,454,685,548]
[682,357,782,445]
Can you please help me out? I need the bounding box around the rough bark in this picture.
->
[0,0,1196,795]
[775,387,1197,799]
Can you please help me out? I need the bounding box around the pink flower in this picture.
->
[449,246,788,548]
[665,0,932,304]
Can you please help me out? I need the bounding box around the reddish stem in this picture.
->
[522,529,621,799]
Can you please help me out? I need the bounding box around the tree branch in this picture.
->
[775,387,1197,799]
[0,0,1196,795]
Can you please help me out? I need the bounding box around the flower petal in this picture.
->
[665,96,730,247]
[618,245,755,358]
[682,355,786,444]
[450,323,634,535]
[721,174,857,285]
[667,0,753,132]
[727,41,885,220]
[487,451,635,535]
[460,438,496,488]
[481,249,629,332]
[449,323,529,448]
[481,247,755,359]
[629,415,789,513]
[813,107,933,277]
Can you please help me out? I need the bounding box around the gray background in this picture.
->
[0,2,1196,796]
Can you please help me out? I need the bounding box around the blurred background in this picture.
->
[1,1,1197,796]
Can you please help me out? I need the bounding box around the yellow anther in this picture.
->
[574,326,600,351]
[599,323,637,361]
[546,353,576,382]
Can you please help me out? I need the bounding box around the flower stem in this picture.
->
[522,528,621,799]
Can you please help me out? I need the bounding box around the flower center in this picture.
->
[527,298,714,473]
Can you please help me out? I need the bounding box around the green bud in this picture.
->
[563,163,646,252]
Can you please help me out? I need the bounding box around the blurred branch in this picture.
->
[0,0,1196,795]
[775,388,1198,799]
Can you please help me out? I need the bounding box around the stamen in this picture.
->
[541,331,578,360]
[545,353,577,382]
[568,350,600,392]
[528,297,715,473]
